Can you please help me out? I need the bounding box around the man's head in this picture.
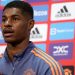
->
[3,1,34,19]
[1,1,34,44]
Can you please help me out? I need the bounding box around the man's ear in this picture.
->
[28,19,34,31]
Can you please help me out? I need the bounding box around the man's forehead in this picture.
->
[3,8,22,16]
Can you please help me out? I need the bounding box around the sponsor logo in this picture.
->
[30,27,42,38]
[33,5,48,22]
[31,27,40,35]
[51,2,75,21]
[24,69,35,75]
[35,44,46,52]
[63,66,74,75]
[50,22,74,40]
[53,45,68,56]
[30,24,47,42]
[34,10,47,16]
[25,0,48,3]
[50,28,73,36]
[55,5,71,17]
[49,42,73,60]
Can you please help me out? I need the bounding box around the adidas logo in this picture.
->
[55,5,71,17]
[30,27,42,38]
[58,6,68,13]
[31,27,40,35]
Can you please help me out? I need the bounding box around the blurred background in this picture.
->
[0,0,75,75]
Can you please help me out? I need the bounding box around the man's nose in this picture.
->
[4,19,12,27]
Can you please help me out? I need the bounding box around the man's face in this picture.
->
[1,8,34,44]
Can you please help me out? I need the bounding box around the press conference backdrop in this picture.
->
[0,0,75,75]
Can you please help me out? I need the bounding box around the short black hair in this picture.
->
[3,1,33,19]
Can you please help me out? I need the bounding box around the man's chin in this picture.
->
[5,39,21,45]
[5,39,15,44]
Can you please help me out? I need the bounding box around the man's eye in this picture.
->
[13,17,19,21]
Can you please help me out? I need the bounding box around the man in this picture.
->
[0,1,64,75]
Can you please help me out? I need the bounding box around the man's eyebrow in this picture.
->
[11,14,21,17]
[2,14,20,18]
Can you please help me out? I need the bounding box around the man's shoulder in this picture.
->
[31,47,56,63]
[31,48,64,75]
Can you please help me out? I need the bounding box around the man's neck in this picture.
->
[6,39,29,61]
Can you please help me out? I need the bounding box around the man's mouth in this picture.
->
[3,29,14,37]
